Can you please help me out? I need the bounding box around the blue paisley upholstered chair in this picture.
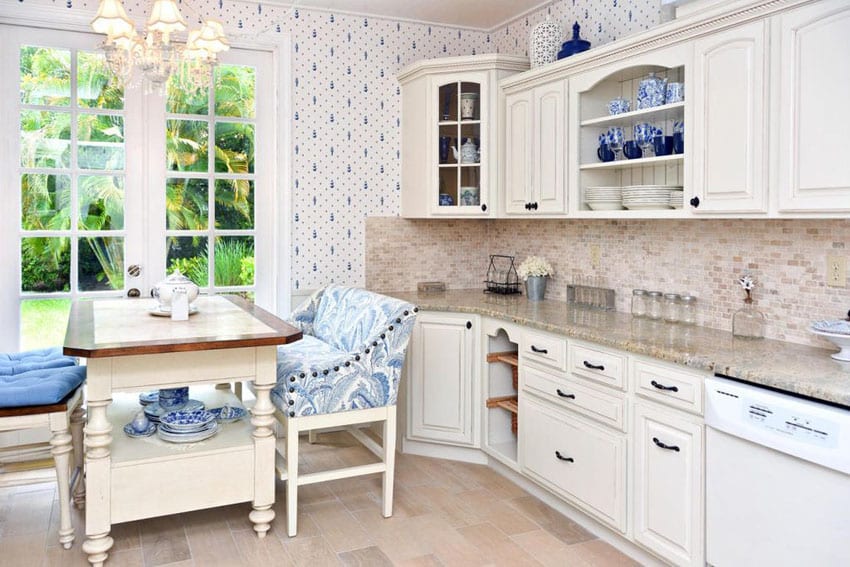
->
[272,285,417,536]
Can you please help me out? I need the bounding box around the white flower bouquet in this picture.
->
[737,274,755,303]
[517,256,553,281]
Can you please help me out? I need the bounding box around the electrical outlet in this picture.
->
[590,244,601,269]
[827,255,847,287]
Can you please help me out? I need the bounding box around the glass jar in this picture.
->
[733,301,766,339]
[646,291,663,320]
[663,293,681,323]
[680,294,698,325]
[631,289,647,317]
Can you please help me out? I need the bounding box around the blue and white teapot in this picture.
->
[637,72,667,109]
[451,138,480,164]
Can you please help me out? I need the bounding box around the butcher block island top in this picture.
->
[386,289,850,407]
[63,295,302,357]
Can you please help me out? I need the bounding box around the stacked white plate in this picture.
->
[585,186,623,210]
[669,189,685,209]
[157,409,219,443]
[622,185,682,210]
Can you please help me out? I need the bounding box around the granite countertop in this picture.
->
[386,289,850,408]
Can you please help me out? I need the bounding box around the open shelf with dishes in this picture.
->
[571,55,689,216]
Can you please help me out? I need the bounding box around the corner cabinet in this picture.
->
[504,80,568,215]
[398,55,529,218]
[406,312,480,447]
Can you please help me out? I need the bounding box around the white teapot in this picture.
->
[152,270,199,310]
[451,138,479,164]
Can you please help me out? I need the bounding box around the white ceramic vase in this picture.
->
[529,15,562,68]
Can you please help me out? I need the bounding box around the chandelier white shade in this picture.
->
[90,0,229,92]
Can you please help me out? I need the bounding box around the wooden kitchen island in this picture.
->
[63,296,301,567]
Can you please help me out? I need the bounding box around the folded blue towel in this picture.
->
[0,365,86,408]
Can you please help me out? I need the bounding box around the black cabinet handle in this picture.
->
[530,345,548,354]
[652,437,680,452]
[690,196,700,208]
[481,203,487,212]
[583,360,605,371]
[651,380,679,392]
[556,389,575,399]
[524,202,531,210]
[531,202,539,210]
[554,451,574,462]
[466,321,472,330]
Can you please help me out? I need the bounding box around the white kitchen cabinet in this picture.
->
[398,55,528,218]
[691,20,768,214]
[774,0,850,213]
[633,401,704,566]
[521,395,627,532]
[504,81,567,215]
[407,312,479,447]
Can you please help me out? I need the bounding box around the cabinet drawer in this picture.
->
[521,330,567,371]
[569,343,626,391]
[523,365,626,431]
[520,397,626,532]
[634,360,704,415]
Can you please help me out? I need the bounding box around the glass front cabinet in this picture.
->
[399,56,529,218]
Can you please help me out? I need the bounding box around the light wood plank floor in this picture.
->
[0,431,640,566]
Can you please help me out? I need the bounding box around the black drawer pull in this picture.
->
[556,389,576,399]
[583,360,605,371]
[554,451,574,462]
[652,437,680,452]
[466,321,472,330]
[651,380,679,392]
[530,345,548,354]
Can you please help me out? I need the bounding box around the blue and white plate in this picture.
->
[123,422,156,438]
[811,320,850,336]
[208,405,248,424]
[160,409,216,431]
[158,421,218,435]
[157,422,219,443]
[143,399,204,422]
[138,391,159,406]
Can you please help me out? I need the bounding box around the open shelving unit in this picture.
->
[483,330,520,468]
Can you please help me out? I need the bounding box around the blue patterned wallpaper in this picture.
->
[9,0,658,292]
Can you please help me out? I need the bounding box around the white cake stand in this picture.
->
[810,328,850,361]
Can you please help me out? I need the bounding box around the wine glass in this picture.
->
[606,127,625,160]
[634,122,654,157]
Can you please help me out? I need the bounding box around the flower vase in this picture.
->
[732,299,765,339]
[525,276,548,301]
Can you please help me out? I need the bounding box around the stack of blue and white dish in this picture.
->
[157,409,219,443]
[141,387,204,423]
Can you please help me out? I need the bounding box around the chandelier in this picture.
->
[91,0,230,93]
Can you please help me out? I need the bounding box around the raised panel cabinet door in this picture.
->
[504,91,534,214]
[692,20,768,213]
[407,313,477,446]
[533,81,567,214]
[633,403,704,566]
[776,0,850,212]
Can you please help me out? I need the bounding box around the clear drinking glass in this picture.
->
[607,127,625,160]
[634,122,654,156]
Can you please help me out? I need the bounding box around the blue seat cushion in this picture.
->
[0,347,76,376]
[0,364,86,408]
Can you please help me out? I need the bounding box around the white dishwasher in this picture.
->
[705,376,850,567]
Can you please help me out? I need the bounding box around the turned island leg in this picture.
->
[249,347,277,538]
[82,361,114,567]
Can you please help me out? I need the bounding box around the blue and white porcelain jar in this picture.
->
[529,15,562,68]
[637,72,668,109]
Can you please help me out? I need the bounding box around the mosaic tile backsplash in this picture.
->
[12,0,659,291]
[366,217,850,348]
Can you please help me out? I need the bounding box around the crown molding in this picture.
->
[397,54,530,84]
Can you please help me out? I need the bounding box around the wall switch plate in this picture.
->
[827,255,847,287]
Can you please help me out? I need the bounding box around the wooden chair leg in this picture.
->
[382,408,397,518]
[286,419,299,537]
[70,403,86,508]
[49,423,74,549]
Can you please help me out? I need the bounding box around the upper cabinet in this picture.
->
[398,56,529,218]
[504,80,567,215]
[568,44,691,218]
[691,20,768,214]
[774,0,850,214]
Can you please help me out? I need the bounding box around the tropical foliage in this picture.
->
[19,47,256,292]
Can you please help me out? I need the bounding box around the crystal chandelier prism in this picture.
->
[91,0,230,93]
